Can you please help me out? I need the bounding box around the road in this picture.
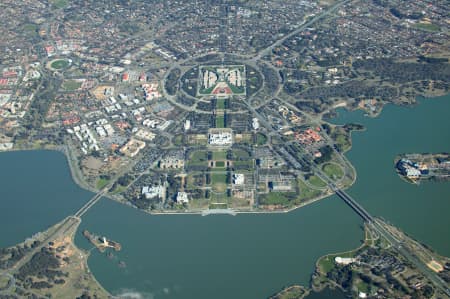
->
[159,0,354,114]
[5,0,448,295]
[74,189,107,218]
[243,94,450,297]
[2,143,143,291]
[9,216,80,274]
[304,151,450,296]
[252,0,354,61]
[370,219,450,297]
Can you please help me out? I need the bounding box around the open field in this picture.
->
[186,134,208,146]
[255,133,268,145]
[209,202,228,209]
[297,179,322,201]
[0,274,11,290]
[215,115,225,128]
[216,98,226,109]
[96,178,109,189]
[307,175,327,188]
[50,59,70,70]
[211,172,228,192]
[215,161,225,167]
[318,249,356,274]
[188,150,208,166]
[260,192,296,206]
[413,22,440,32]
[91,85,114,100]
[62,80,83,91]
[322,163,344,180]
[51,0,69,8]
[212,150,227,160]
[232,149,250,160]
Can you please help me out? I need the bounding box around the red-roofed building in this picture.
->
[45,45,55,57]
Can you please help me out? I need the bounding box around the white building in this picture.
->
[252,118,260,130]
[143,119,160,128]
[233,174,245,185]
[334,257,356,265]
[96,126,107,137]
[406,167,421,179]
[184,120,191,131]
[135,129,156,141]
[142,185,165,199]
[208,132,232,146]
[176,192,189,204]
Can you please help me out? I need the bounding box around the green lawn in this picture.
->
[209,202,228,209]
[190,150,208,163]
[307,175,327,188]
[232,149,250,160]
[23,24,39,37]
[0,274,11,289]
[260,192,292,205]
[62,80,82,91]
[215,161,225,167]
[318,255,336,273]
[211,173,228,192]
[318,250,355,274]
[258,179,323,207]
[199,86,215,95]
[322,163,344,180]
[228,84,245,94]
[233,160,254,170]
[51,59,70,70]
[96,178,109,190]
[212,150,227,160]
[112,185,126,194]
[216,98,226,109]
[414,22,440,32]
[173,134,184,146]
[298,179,322,201]
[356,280,370,293]
[215,115,225,128]
[332,129,351,152]
[256,132,267,145]
[211,173,227,183]
[51,0,69,8]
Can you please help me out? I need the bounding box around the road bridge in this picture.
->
[244,99,450,296]
[334,188,373,223]
[74,189,106,218]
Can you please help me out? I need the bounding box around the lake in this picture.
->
[0,95,448,298]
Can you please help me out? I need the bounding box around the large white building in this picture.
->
[142,185,165,199]
[233,174,245,185]
[208,131,232,146]
[335,257,356,265]
[252,118,260,130]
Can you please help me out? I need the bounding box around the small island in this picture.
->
[83,230,121,252]
[0,218,111,298]
[395,153,450,183]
